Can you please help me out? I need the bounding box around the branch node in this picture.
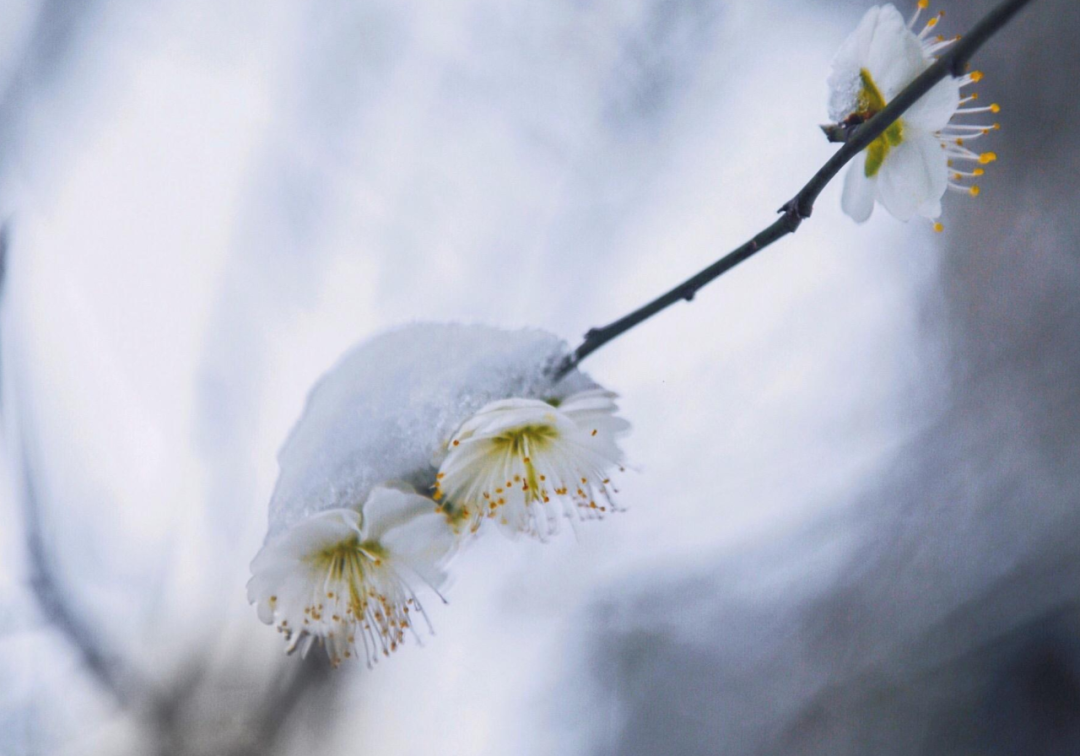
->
[779,198,808,231]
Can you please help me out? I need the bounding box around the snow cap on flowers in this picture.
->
[266,323,597,539]
[829,3,999,228]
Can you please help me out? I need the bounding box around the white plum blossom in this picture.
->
[829,2,1000,229]
[248,485,455,667]
[249,324,627,664]
[434,389,629,538]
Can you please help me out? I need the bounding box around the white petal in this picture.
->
[559,389,631,439]
[917,195,942,219]
[250,509,359,571]
[904,77,961,133]
[875,131,948,221]
[865,4,928,100]
[453,398,567,440]
[558,389,619,416]
[841,153,876,223]
[360,486,438,543]
[380,511,456,590]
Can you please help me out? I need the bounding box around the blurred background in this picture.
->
[0,0,1077,753]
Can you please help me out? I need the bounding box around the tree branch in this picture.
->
[555,0,1037,379]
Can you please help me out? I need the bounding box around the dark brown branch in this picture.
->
[555,0,1037,379]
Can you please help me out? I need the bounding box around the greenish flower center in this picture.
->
[491,424,559,456]
[858,68,905,178]
[492,424,559,500]
[307,535,384,615]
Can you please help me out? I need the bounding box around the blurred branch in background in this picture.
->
[556,0,1037,377]
[0,222,334,754]
[1,217,149,701]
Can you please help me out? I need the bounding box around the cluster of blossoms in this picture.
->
[246,1,1008,672]
[247,326,629,668]
[829,1,1000,230]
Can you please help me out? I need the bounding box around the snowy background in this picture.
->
[1,0,1078,753]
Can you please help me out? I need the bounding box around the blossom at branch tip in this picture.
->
[434,388,629,539]
[829,2,1000,230]
[247,485,455,668]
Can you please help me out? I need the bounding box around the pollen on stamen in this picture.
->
[920,11,942,37]
[969,185,981,197]
[991,103,1001,113]
[979,152,997,164]
[909,0,929,28]
[933,222,945,233]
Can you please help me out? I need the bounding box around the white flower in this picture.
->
[829,2,1000,229]
[247,485,455,668]
[434,389,629,538]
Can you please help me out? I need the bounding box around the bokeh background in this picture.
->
[0,0,1077,753]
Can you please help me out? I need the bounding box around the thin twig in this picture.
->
[555,0,1037,378]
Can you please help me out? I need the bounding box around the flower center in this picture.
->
[490,424,559,456]
[495,424,559,496]
[857,68,905,177]
[308,535,380,616]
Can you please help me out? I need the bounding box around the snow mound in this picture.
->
[266,323,596,538]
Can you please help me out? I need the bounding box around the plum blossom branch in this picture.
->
[555,0,1037,379]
